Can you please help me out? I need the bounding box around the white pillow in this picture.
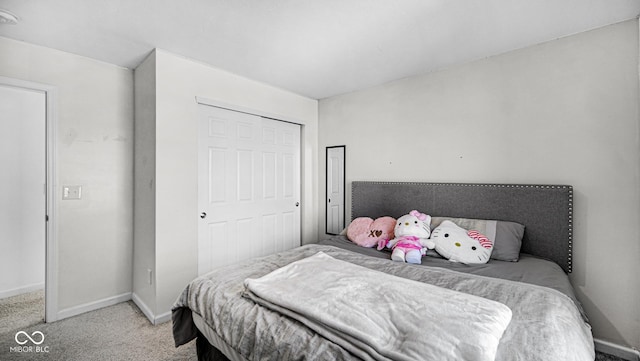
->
[430,220,493,264]
[431,217,524,262]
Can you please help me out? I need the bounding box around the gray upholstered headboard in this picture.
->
[351,181,574,273]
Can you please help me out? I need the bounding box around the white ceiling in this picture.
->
[0,0,638,99]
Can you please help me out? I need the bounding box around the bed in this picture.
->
[173,181,594,361]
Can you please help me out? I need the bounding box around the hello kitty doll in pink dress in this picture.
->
[378,210,433,264]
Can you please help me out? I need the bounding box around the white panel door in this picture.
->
[198,105,301,275]
[326,146,345,235]
[0,85,46,296]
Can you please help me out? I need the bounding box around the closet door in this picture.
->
[197,104,301,275]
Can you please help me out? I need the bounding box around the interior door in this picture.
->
[326,146,345,235]
[0,84,46,299]
[198,104,301,275]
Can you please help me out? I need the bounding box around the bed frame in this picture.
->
[182,181,576,361]
[351,181,574,273]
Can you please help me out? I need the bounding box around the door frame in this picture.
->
[0,76,58,323]
[325,145,346,235]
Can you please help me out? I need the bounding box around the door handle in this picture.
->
[295,202,300,207]
[200,212,207,219]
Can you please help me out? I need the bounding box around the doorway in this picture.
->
[0,76,57,324]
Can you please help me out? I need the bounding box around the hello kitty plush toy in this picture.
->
[430,220,493,264]
[378,210,433,264]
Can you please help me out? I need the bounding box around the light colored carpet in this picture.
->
[0,290,45,334]
[0,300,196,360]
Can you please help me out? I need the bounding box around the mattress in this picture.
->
[173,239,594,361]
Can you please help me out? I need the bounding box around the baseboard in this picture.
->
[155,310,172,324]
[57,292,132,321]
[131,292,171,325]
[595,338,640,361]
[0,283,45,299]
[131,292,154,324]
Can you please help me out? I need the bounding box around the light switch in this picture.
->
[62,185,82,200]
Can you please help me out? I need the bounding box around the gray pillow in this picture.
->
[430,217,525,262]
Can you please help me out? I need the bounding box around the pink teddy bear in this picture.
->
[378,210,432,264]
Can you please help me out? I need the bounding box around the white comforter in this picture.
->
[244,252,513,361]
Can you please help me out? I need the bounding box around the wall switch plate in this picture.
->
[62,185,82,200]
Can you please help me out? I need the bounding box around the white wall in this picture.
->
[318,20,640,348]
[134,49,318,320]
[0,85,46,298]
[0,37,134,316]
[133,53,157,316]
